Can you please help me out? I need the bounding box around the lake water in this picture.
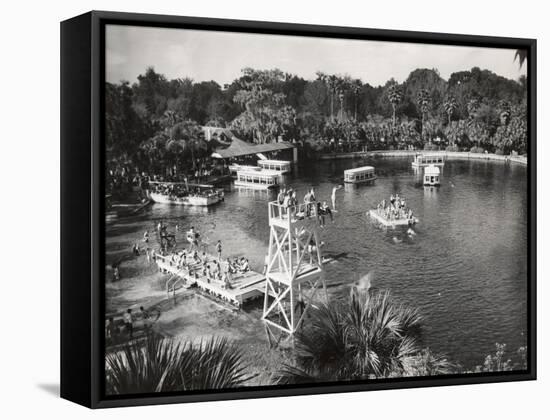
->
[130,157,528,369]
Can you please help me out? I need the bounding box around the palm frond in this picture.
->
[275,288,450,383]
[106,334,251,395]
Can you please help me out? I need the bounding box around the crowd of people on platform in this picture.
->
[121,221,255,291]
[375,193,415,221]
[276,186,336,227]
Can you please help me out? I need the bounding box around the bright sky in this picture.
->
[106,25,526,87]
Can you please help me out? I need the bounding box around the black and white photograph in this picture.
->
[103,22,531,397]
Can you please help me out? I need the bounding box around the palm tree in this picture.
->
[350,79,362,121]
[497,100,512,125]
[443,95,458,126]
[515,50,527,68]
[106,334,251,395]
[163,116,206,171]
[315,72,339,121]
[416,89,431,142]
[274,287,447,383]
[336,77,349,122]
[466,98,480,121]
[387,84,403,131]
[327,75,339,121]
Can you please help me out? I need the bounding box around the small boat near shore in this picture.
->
[423,165,441,186]
[149,181,224,206]
[257,159,292,173]
[234,169,281,190]
[344,166,377,184]
[411,153,445,168]
[228,163,261,176]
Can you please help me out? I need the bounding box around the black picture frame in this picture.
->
[60,10,537,409]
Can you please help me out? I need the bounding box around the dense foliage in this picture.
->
[106,64,527,174]
[105,335,251,394]
[274,288,454,383]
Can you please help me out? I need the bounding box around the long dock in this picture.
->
[368,209,419,227]
[155,253,269,307]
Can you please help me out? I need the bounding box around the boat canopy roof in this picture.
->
[258,159,291,165]
[416,153,445,158]
[424,165,441,175]
[344,165,375,174]
[237,169,281,177]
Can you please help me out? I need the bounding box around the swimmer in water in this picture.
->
[407,227,416,236]
[392,236,402,244]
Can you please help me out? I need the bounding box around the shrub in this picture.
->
[274,288,452,383]
[446,145,459,152]
[495,149,505,155]
[470,146,485,154]
[423,143,439,151]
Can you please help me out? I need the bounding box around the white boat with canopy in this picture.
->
[423,165,441,186]
[411,153,445,168]
[344,166,377,184]
[228,163,260,176]
[234,169,280,189]
[257,159,292,173]
[148,181,224,206]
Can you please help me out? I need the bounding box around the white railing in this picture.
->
[268,200,319,222]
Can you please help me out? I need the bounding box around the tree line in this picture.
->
[106,65,527,173]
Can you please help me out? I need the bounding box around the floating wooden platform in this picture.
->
[368,209,419,226]
[155,253,270,307]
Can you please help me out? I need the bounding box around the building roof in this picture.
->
[203,126,296,159]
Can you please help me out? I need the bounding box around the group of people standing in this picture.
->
[105,306,152,345]
[376,193,415,222]
[276,186,336,227]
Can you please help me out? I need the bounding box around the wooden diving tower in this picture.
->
[263,201,327,341]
